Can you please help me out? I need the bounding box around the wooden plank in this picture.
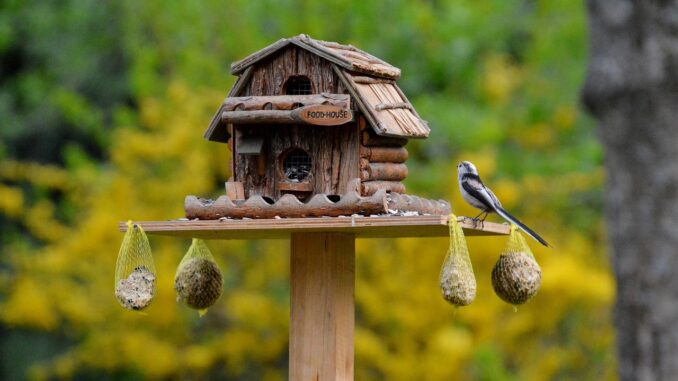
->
[290,233,354,381]
[292,105,353,126]
[117,215,510,240]
[224,181,245,200]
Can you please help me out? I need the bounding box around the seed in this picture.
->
[115,266,155,311]
[440,252,476,306]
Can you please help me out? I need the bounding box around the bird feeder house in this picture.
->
[189,34,450,218]
[120,35,508,381]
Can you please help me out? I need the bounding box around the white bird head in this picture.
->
[457,161,479,179]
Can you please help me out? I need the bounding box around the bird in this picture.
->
[457,161,550,247]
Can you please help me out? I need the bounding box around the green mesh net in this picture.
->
[114,221,156,311]
[439,214,476,306]
[491,225,542,305]
[174,239,223,316]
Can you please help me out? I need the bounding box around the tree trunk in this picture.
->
[582,1,678,380]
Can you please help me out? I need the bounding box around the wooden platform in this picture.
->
[118,215,509,240]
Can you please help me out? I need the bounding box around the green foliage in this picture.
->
[0,1,615,380]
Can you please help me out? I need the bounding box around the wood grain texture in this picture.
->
[360,180,405,196]
[232,45,360,201]
[243,46,342,96]
[230,34,400,79]
[290,233,355,381]
[224,181,245,200]
[118,215,510,240]
[184,191,388,219]
[234,123,360,200]
[360,162,408,181]
[360,146,408,163]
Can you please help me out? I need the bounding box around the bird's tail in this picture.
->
[495,206,550,247]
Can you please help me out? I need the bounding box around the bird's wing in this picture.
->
[461,177,498,211]
[483,185,502,208]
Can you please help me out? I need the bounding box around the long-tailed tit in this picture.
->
[457,161,550,247]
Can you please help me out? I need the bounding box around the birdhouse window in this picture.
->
[282,148,312,182]
[284,76,313,95]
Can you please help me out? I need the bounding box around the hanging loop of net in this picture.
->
[114,221,156,311]
[491,224,541,305]
[505,225,536,258]
[174,238,223,315]
[439,214,476,306]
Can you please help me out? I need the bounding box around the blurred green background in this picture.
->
[0,0,614,380]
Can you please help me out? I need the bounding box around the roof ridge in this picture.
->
[230,34,400,79]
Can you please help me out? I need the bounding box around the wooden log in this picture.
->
[387,193,451,215]
[290,232,355,381]
[184,191,388,219]
[361,163,408,181]
[222,110,296,124]
[223,107,352,126]
[351,76,395,85]
[360,146,408,163]
[360,181,405,196]
[222,94,350,111]
[361,131,408,147]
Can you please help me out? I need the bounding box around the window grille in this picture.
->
[282,149,312,182]
[285,76,313,95]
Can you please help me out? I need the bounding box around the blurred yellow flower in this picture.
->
[481,54,523,105]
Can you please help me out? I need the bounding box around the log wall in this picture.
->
[358,116,409,196]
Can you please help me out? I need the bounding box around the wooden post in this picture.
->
[290,233,355,381]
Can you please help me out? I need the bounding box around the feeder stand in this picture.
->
[120,215,508,380]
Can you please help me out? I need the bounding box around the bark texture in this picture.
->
[582,1,678,380]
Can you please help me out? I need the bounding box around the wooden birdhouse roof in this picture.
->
[205,35,429,142]
[231,34,401,79]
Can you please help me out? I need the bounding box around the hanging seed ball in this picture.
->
[491,252,541,305]
[174,258,223,310]
[115,266,156,311]
[440,254,477,306]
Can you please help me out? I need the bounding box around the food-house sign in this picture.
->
[292,104,353,126]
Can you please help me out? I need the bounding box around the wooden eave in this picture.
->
[204,94,351,142]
